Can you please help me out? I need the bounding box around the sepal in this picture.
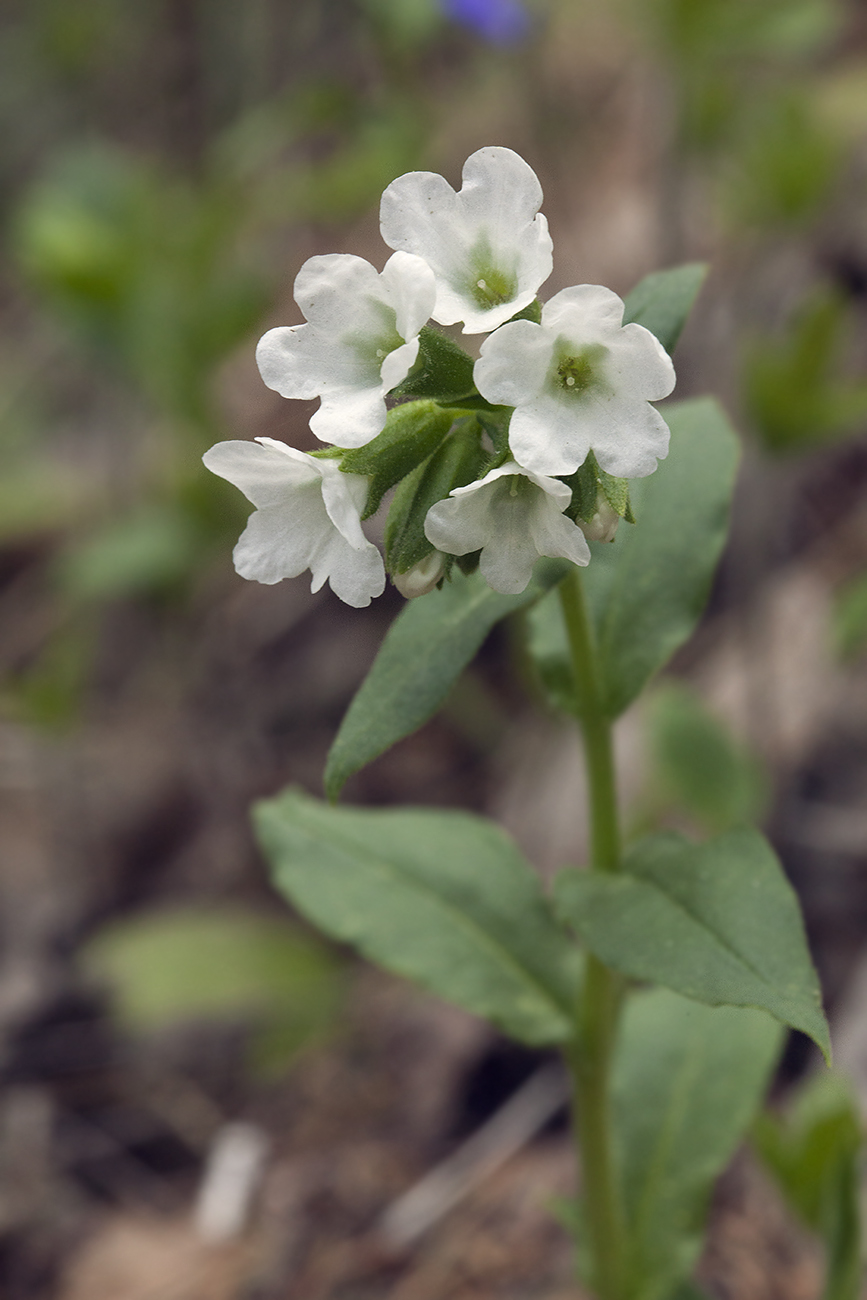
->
[560,451,633,528]
[340,399,455,519]
[506,297,543,325]
[388,324,477,403]
[385,417,486,574]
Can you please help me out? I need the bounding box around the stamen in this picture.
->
[477,279,487,290]
[566,376,575,387]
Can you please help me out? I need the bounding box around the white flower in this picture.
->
[380,146,553,335]
[255,252,436,448]
[392,550,448,599]
[579,498,622,543]
[202,438,385,608]
[424,460,590,595]
[474,284,676,478]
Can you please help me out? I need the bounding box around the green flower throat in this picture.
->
[553,341,610,398]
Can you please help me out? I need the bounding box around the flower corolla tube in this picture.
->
[256,251,436,448]
[379,146,553,334]
[424,461,591,596]
[474,284,676,478]
[202,438,385,608]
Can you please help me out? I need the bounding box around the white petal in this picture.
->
[380,147,552,335]
[307,528,385,607]
[380,251,437,342]
[528,496,591,567]
[380,169,460,281]
[508,394,595,476]
[380,337,419,393]
[309,386,388,447]
[451,278,545,335]
[509,463,572,507]
[475,320,551,406]
[591,401,671,478]
[232,491,331,585]
[541,284,626,337]
[293,253,383,333]
[256,325,329,400]
[424,488,494,556]
[606,323,676,402]
[202,439,319,508]
[457,147,545,244]
[319,461,370,549]
[477,493,540,594]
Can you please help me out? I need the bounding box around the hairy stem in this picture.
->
[558,567,625,1300]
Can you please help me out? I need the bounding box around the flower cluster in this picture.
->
[204,147,676,607]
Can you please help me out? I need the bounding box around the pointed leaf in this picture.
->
[254,788,580,1045]
[623,263,707,355]
[555,827,830,1060]
[613,989,782,1300]
[325,559,570,798]
[527,397,740,718]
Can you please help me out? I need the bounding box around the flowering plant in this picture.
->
[206,149,848,1300]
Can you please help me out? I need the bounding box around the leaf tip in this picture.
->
[322,758,346,805]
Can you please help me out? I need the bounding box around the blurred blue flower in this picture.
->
[440,0,530,45]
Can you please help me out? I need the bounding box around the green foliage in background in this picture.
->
[742,290,867,454]
[644,682,767,833]
[81,907,345,1076]
[833,572,867,663]
[754,1073,863,1300]
[14,144,268,427]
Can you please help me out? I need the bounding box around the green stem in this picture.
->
[558,567,626,1300]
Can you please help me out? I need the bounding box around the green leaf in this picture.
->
[833,570,867,662]
[670,1285,714,1300]
[254,788,580,1045]
[325,559,570,799]
[646,682,768,833]
[340,400,456,519]
[80,907,344,1076]
[588,397,739,717]
[527,397,740,718]
[622,263,707,355]
[385,417,485,573]
[555,827,830,1060]
[613,988,783,1300]
[754,1073,862,1300]
[389,324,477,402]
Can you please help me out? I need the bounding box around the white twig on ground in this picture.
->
[377,1060,569,1251]
[194,1121,270,1243]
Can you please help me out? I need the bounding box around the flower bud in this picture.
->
[392,550,448,599]
[578,498,621,543]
